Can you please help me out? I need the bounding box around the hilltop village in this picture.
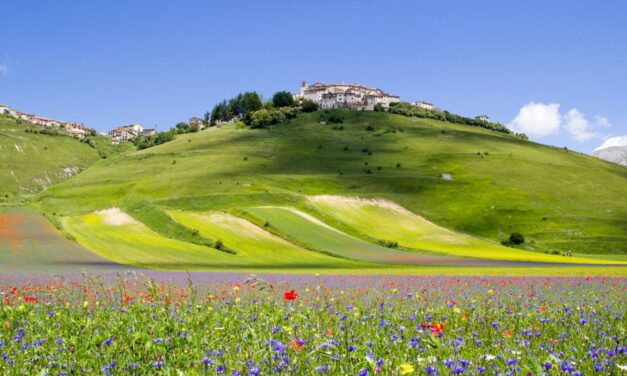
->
[1,81,496,145]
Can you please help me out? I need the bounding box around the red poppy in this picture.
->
[430,322,445,336]
[283,290,298,301]
[24,296,39,304]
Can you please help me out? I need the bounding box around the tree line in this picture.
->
[208,91,318,128]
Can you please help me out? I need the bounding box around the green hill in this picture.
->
[0,115,133,199]
[33,110,626,269]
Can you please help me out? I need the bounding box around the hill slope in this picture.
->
[0,115,133,199]
[37,111,627,257]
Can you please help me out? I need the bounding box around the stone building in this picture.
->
[296,81,400,111]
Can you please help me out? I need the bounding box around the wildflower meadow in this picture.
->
[0,273,625,375]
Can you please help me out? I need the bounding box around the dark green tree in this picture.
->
[272,91,295,107]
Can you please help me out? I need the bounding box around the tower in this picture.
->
[300,81,308,97]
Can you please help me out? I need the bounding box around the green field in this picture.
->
[167,210,367,268]
[305,195,614,264]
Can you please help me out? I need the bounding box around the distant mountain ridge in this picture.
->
[593,146,627,166]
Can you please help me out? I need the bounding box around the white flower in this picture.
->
[484,355,496,361]
[616,364,627,371]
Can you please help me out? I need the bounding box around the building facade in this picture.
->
[475,115,490,122]
[107,124,144,143]
[296,81,400,111]
[415,101,437,111]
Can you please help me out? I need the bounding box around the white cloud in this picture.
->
[510,102,612,142]
[594,116,612,128]
[508,102,561,137]
[0,64,7,75]
[564,109,598,142]
[594,136,627,151]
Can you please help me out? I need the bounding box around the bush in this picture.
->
[328,113,344,124]
[301,99,318,112]
[509,232,525,245]
[378,240,399,248]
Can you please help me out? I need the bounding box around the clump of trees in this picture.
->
[132,130,176,150]
[208,90,305,129]
[502,232,525,246]
[385,102,523,137]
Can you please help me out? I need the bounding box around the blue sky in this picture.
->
[1,1,625,153]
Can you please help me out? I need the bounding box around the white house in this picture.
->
[107,123,144,143]
[189,117,205,130]
[0,104,11,115]
[475,115,490,122]
[415,101,437,111]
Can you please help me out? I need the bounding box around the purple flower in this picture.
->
[315,365,329,373]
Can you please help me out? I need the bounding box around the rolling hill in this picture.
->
[0,115,133,199]
[30,110,625,272]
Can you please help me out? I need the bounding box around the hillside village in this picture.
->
[2,81,498,146]
[0,103,89,138]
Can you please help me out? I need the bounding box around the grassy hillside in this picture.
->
[0,115,132,199]
[36,110,626,260]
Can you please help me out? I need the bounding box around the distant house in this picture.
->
[189,117,205,130]
[107,123,144,143]
[0,104,10,115]
[415,101,437,111]
[30,116,61,127]
[64,123,87,138]
[475,115,490,122]
[140,128,157,136]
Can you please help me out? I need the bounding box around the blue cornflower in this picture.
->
[348,345,357,352]
[103,338,114,347]
[153,361,164,368]
[357,368,369,376]
[216,365,226,373]
[477,366,486,373]
[315,365,329,373]
[506,358,517,366]
[249,367,261,376]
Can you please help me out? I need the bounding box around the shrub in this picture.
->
[301,99,318,112]
[378,240,399,248]
[509,232,525,245]
[328,113,344,124]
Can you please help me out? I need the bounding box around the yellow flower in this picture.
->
[400,364,414,374]
[17,304,25,312]
[233,286,240,291]
[235,298,241,303]
[83,300,89,308]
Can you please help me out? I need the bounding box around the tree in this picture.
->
[272,91,295,108]
[301,99,318,112]
[509,232,525,245]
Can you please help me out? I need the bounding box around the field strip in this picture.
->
[307,195,621,264]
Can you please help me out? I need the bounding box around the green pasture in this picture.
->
[167,210,366,268]
[306,195,619,264]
